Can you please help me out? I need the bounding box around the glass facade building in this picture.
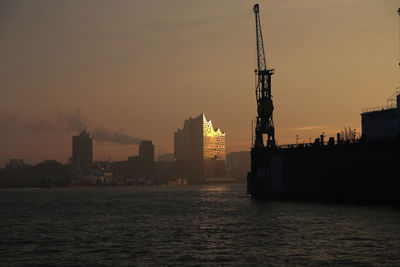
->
[174,113,225,182]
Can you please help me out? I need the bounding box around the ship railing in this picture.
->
[278,143,315,150]
[277,139,360,150]
[362,87,400,113]
[362,104,397,114]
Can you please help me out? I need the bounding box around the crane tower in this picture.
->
[253,4,275,148]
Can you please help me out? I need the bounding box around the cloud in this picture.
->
[287,125,327,131]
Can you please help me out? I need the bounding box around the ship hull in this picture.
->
[247,141,400,202]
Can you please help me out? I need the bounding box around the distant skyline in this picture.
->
[1,0,399,166]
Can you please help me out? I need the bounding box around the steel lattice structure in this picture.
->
[253,4,275,148]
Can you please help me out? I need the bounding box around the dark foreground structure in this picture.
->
[248,139,400,201]
[248,89,400,201]
[247,4,400,202]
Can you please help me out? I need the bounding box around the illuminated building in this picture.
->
[174,113,225,160]
[174,113,225,182]
[72,130,93,172]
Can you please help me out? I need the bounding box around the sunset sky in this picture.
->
[0,0,399,166]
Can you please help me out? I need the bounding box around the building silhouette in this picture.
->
[112,140,155,182]
[362,92,400,141]
[174,113,225,183]
[72,130,93,172]
[158,153,174,162]
[6,159,26,169]
[139,140,154,178]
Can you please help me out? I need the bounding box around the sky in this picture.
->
[0,0,399,166]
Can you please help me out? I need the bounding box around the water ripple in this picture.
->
[1,185,400,266]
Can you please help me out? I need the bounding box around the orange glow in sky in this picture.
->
[0,0,399,166]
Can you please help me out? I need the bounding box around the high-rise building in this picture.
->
[174,113,225,182]
[174,113,225,160]
[139,140,154,178]
[72,130,93,172]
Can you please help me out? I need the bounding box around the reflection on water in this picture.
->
[200,185,228,192]
[1,185,400,266]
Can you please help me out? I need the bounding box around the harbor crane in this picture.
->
[253,4,275,148]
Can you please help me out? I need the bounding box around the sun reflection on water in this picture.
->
[200,185,228,192]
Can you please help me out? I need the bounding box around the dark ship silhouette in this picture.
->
[247,4,400,202]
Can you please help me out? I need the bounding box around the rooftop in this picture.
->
[362,88,400,114]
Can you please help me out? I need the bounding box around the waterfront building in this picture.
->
[6,159,26,169]
[72,130,93,172]
[112,140,155,181]
[158,153,174,162]
[174,113,225,183]
[139,140,154,178]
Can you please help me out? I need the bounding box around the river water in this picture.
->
[1,184,400,266]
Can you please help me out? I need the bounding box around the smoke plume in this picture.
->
[0,109,142,145]
[22,109,85,134]
[90,127,142,145]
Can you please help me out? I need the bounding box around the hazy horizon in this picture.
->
[1,0,399,166]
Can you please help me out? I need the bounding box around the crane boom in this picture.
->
[253,3,276,148]
[254,4,267,72]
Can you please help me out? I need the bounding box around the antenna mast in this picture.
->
[253,4,275,148]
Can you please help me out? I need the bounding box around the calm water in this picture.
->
[1,184,400,266]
